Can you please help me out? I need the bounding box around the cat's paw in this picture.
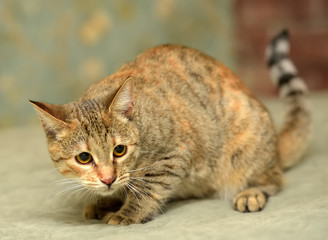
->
[83,205,107,220]
[233,188,269,212]
[102,212,134,225]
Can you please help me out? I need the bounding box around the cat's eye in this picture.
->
[113,145,127,157]
[75,152,93,164]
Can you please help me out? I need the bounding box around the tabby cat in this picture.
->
[31,30,310,225]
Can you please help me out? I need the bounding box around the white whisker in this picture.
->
[53,184,84,200]
[129,181,165,215]
[84,189,94,203]
[63,187,85,202]
[50,178,82,186]
[80,188,93,200]
[130,177,151,184]
[126,183,142,222]
[122,186,128,198]
[127,161,159,173]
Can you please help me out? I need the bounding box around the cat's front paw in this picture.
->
[83,205,107,220]
[233,188,269,212]
[102,212,135,225]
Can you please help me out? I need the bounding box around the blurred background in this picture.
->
[0,0,327,128]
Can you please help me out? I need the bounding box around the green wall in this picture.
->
[0,0,235,128]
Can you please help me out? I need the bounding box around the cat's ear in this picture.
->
[29,100,69,136]
[109,77,134,120]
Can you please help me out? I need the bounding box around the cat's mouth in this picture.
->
[82,177,122,196]
[93,182,120,196]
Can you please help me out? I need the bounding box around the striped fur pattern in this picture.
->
[31,30,310,225]
[266,29,311,170]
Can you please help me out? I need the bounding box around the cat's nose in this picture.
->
[100,176,116,187]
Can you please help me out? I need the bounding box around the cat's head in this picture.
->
[31,77,139,196]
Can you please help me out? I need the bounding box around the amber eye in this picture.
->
[113,145,127,157]
[75,152,93,164]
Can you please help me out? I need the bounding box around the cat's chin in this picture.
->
[97,190,115,197]
[84,183,123,197]
[94,187,120,197]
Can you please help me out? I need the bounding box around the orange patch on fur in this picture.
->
[178,144,188,151]
[60,170,71,175]
[86,177,97,183]
[181,120,191,132]
[233,101,241,112]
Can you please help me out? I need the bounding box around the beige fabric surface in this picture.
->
[1,93,327,240]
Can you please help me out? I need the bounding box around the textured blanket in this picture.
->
[1,94,327,240]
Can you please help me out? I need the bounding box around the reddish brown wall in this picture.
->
[234,0,328,96]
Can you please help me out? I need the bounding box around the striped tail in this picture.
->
[266,29,311,170]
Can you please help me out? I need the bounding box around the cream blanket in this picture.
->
[1,94,327,240]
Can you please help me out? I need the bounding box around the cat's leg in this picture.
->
[102,158,186,225]
[83,197,123,220]
[83,204,105,220]
[233,163,284,212]
[102,191,165,225]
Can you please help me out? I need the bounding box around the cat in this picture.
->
[31,29,311,225]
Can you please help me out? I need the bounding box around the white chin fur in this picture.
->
[96,185,121,197]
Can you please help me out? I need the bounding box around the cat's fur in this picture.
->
[31,30,310,225]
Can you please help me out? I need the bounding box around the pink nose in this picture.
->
[100,176,116,187]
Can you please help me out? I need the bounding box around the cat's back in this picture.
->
[121,44,248,95]
[82,44,259,146]
[83,44,251,105]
